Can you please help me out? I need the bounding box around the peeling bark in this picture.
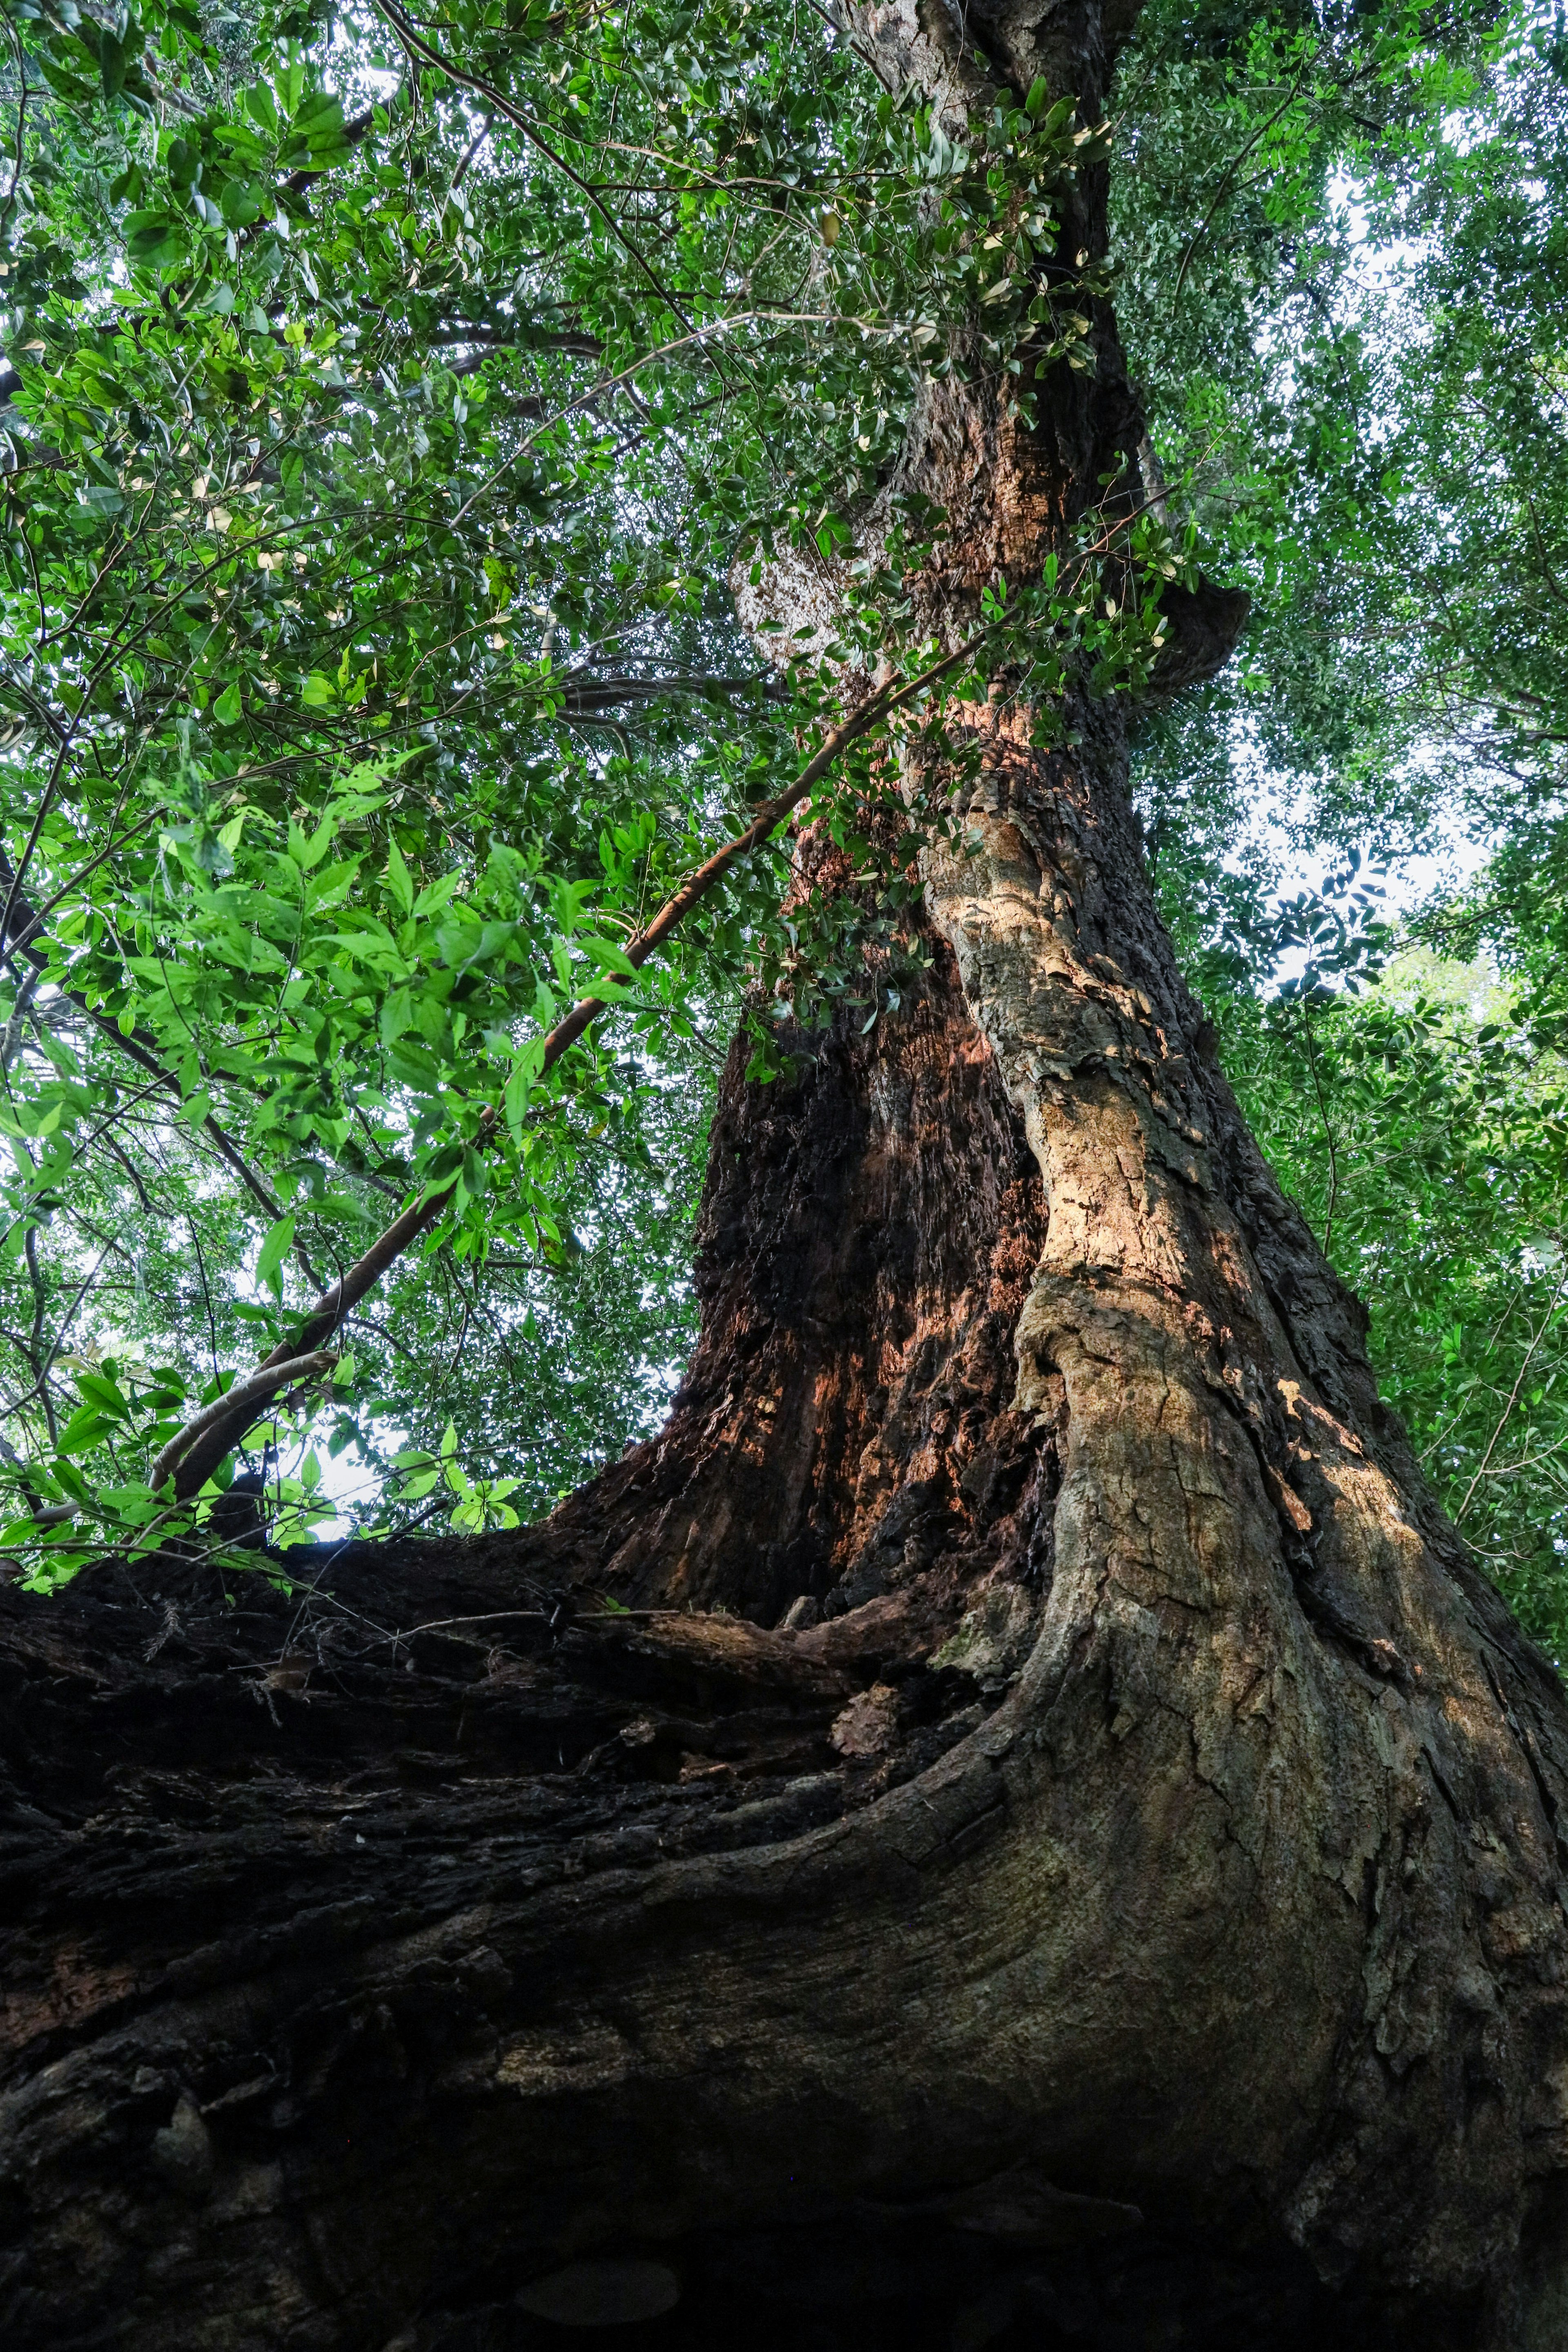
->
[4,2,1568,2347]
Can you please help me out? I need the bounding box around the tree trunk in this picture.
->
[6,5,1568,2349]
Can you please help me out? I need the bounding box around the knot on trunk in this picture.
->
[1144,577,1251,698]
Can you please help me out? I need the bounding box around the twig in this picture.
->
[188,1213,221,1383]
[450,109,492,192]
[0,25,29,251]
[1457,1259,1568,1523]
[373,0,697,334]
[378,1606,664,1644]
[1297,1009,1340,1261]
[1173,67,1312,302]
[0,1240,113,1417]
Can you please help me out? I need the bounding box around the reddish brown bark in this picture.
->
[4,2,1568,2346]
[5,708,1568,2350]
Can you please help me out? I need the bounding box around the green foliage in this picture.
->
[0,0,1176,1577]
[2,0,1567,1661]
[1198,913,1568,1661]
[1116,0,1568,851]
[1105,0,1568,1655]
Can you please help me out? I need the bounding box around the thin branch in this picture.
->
[20,1223,55,1440]
[1456,1260,1568,1523]
[373,0,698,334]
[0,25,29,251]
[376,1605,666,1644]
[157,635,982,1499]
[1173,67,1312,302]
[0,850,318,1280]
[1524,489,1568,611]
[188,1214,221,1383]
[449,109,492,191]
[0,1241,114,1417]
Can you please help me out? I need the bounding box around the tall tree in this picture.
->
[4,1,1568,2348]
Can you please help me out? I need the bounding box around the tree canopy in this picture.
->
[1,0,1566,1650]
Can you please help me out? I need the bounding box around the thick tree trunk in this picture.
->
[5,4,1568,2348]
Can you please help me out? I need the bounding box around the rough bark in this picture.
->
[4,2,1568,2348]
[8,709,1568,2350]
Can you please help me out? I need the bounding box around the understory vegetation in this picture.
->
[0,0,1565,1651]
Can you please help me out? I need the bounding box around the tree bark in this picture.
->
[5,4,1568,2349]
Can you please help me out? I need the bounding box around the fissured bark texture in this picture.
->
[5,706,1568,2352]
[528,908,1052,1638]
[5,1,1568,2347]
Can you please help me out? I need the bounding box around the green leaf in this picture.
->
[219,180,263,229]
[386,837,414,917]
[73,1371,130,1417]
[123,209,184,262]
[55,1406,114,1457]
[379,985,414,1043]
[255,1213,295,1300]
[412,871,461,919]
[577,935,640,982]
[99,27,128,98]
[504,1040,546,1134]
[298,812,335,871]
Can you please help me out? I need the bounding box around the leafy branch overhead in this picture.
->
[0,0,1178,1569]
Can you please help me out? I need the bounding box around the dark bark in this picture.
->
[4,3,1568,2348]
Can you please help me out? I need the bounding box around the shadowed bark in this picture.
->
[4,2,1568,2348]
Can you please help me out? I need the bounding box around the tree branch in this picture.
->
[148,1351,339,1495]
[0,854,321,1283]
[160,638,979,1499]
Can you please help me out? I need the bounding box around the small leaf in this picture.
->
[255,1212,295,1299]
[379,985,413,1043]
[74,1371,130,1417]
[220,180,263,229]
[577,934,640,981]
[56,1406,114,1457]
[298,812,335,871]
[386,836,414,916]
[99,27,127,98]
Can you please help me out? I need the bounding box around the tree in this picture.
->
[4,0,1568,2346]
